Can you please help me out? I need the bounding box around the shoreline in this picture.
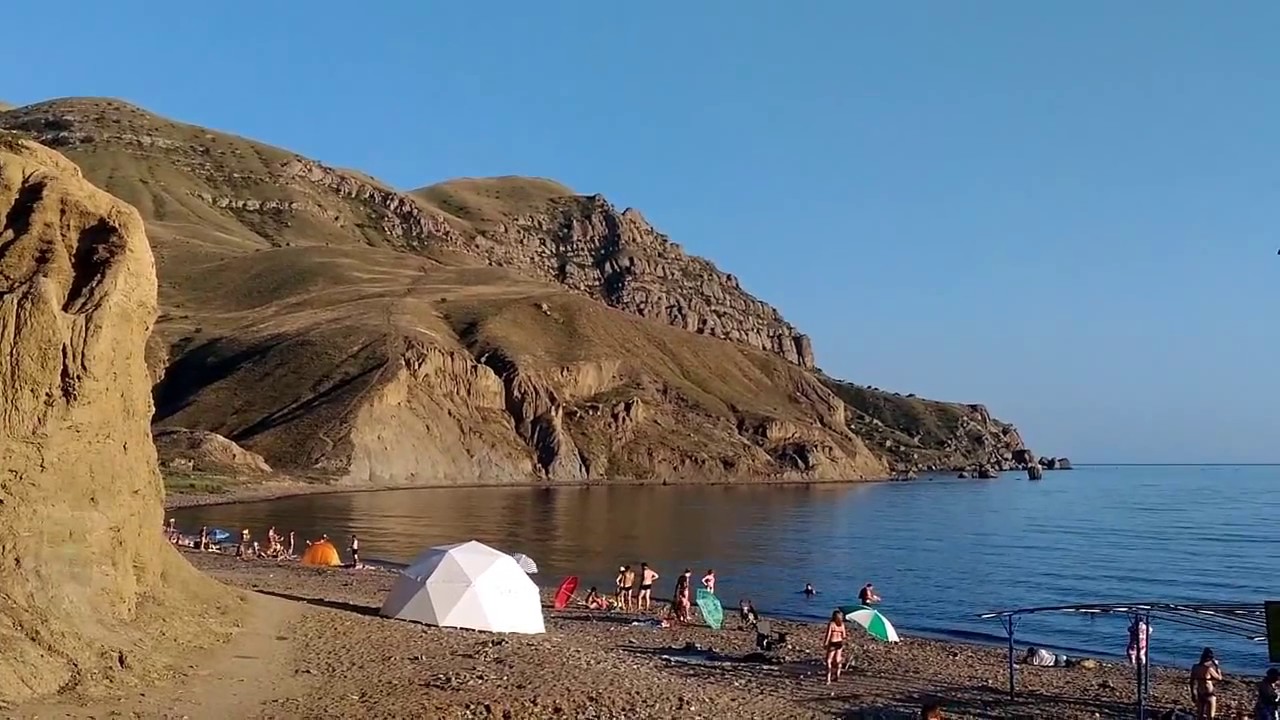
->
[129,552,1266,718]
[163,468,1052,511]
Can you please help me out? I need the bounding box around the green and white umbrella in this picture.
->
[838,605,900,643]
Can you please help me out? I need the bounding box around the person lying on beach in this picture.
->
[1190,647,1223,720]
[858,583,881,605]
[823,609,847,684]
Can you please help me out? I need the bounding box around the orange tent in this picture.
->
[301,539,342,567]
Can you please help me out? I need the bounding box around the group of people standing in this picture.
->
[590,564,717,622]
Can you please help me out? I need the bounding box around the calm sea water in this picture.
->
[173,465,1280,668]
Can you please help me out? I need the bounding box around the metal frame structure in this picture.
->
[979,602,1268,720]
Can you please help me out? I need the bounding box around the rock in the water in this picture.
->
[0,135,231,704]
[977,466,998,479]
[1027,464,1044,480]
[1056,457,1073,470]
[957,471,969,479]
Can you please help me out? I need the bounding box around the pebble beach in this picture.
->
[14,549,1259,720]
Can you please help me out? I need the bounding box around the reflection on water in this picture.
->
[174,466,1280,667]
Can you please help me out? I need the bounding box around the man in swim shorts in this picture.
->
[638,562,659,611]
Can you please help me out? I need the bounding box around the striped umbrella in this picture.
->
[509,552,538,574]
[838,605,900,643]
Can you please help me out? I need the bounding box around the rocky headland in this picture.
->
[0,98,1057,490]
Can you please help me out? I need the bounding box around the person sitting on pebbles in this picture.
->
[584,587,610,610]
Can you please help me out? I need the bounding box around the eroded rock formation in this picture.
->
[0,135,230,704]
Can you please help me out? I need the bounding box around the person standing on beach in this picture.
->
[638,563,659,611]
[1256,668,1280,720]
[1127,616,1150,666]
[199,526,209,552]
[702,569,716,594]
[674,569,693,622]
[615,566,627,609]
[823,609,847,684]
[238,528,252,559]
[1190,647,1223,720]
[288,531,296,557]
[349,535,360,567]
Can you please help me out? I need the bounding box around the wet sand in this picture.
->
[15,551,1260,719]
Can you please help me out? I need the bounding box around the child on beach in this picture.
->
[823,609,847,684]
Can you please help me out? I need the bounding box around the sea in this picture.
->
[172,464,1280,669]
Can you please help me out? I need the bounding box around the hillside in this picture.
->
[0,97,1033,484]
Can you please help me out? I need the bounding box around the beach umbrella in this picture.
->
[839,605,900,642]
[208,528,232,543]
[509,552,538,574]
[554,576,579,610]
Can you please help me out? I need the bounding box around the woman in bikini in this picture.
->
[1190,647,1223,720]
[823,609,847,684]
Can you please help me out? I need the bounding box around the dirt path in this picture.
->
[8,594,302,719]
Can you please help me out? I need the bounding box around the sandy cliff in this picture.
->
[0,135,232,704]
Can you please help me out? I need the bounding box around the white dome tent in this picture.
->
[379,540,545,635]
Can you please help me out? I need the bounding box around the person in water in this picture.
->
[701,569,716,594]
[804,583,816,597]
[823,609,847,684]
[638,563,659,611]
[1257,668,1280,720]
[1190,647,1223,720]
[858,583,881,605]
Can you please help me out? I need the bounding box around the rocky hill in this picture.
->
[822,378,1026,474]
[0,134,232,704]
[0,98,1033,484]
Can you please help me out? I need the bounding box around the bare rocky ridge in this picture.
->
[153,428,273,474]
[0,135,233,704]
[0,98,1033,484]
[824,378,1028,474]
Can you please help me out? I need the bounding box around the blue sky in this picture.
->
[4,2,1277,462]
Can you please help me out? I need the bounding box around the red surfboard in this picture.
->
[554,575,579,610]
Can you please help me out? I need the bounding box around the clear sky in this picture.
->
[4,2,1277,463]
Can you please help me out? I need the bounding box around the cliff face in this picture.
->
[0,98,1030,484]
[0,135,231,704]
